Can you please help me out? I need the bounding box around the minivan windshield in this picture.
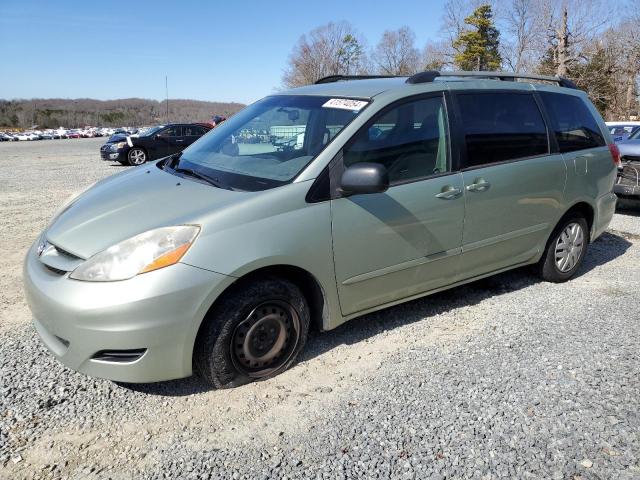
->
[168,95,368,191]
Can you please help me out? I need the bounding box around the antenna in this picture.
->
[165,76,169,122]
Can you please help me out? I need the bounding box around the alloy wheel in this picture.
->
[128,149,146,165]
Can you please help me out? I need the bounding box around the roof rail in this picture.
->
[406,70,578,89]
[314,74,397,84]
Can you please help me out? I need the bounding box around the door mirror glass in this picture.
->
[340,162,389,195]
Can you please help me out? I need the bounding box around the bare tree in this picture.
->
[372,26,421,75]
[540,0,608,77]
[422,40,451,71]
[500,0,546,72]
[617,17,640,119]
[282,22,368,87]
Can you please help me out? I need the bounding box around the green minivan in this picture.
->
[24,71,619,388]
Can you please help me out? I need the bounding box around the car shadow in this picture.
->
[118,231,632,397]
[616,199,640,216]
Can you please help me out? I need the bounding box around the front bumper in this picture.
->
[23,242,233,383]
[100,147,126,161]
[614,183,640,198]
[614,162,640,198]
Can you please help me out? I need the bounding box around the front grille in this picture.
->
[91,349,147,363]
[618,162,640,187]
[44,265,66,275]
[52,245,81,260]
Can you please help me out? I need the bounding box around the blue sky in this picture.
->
[0,0,447,104]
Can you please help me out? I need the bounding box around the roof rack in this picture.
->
[405,70,578,89]
[314,71,577,89]
[315,74,397,84]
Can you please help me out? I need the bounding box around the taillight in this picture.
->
[609,143,622,168]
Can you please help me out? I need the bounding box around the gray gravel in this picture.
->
[1,139,639,479]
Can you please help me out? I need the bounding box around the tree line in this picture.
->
[283,0,640,120]
[0,98,245,129]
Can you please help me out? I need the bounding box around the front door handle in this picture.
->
[175,139,184,143]
[435,186,462,200]
[466,178,491,192]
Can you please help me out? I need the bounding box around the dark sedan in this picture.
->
[100,123,212,166]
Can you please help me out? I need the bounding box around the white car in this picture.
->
[606,121,640,141]
[14,133,31,141]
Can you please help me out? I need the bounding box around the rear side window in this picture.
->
[539,92,605,153]
[158,126,182,137]
[184,126,207,136]
[457,92,548,167]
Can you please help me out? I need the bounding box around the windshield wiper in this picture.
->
[165,152,182,169]
[173,166,233,190]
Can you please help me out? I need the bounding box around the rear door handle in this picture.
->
[175,139,184,143]
[435,187,462,200]
[466,179,491,192]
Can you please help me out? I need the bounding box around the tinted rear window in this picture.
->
[539,92,605,153]
[457,92,548,167]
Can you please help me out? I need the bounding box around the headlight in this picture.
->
[70,226,200,282]
[110,141,126,150]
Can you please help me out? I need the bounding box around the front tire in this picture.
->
[194,277,310,388]
[537,215,589,282]
[127,148,147,166]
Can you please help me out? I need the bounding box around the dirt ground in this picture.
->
[1,138,639,479]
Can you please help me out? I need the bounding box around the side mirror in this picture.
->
[340,162,389,195]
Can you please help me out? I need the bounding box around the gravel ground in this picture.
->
[1,139,639,480]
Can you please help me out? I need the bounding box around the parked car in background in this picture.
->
[100,123,212,165]
[13,132,31,141]
[615,127,640,198]
[26,71,618,388]
[0,133,16,141]
[606,121,640,142]
[39,132,54,140]
[66,130,81,139]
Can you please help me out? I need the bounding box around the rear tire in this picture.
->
[536,215,589,282]
[194,277,310,389]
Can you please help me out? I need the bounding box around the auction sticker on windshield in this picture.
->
[322,98,368,111]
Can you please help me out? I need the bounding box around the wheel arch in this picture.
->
[198,264,329,337]
[129,145,148,156]
[562,201,595,240]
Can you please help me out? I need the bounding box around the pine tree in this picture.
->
[537,47,557,76]
[337,34,364,75]
[572,46,616,116]
[453,5,502,71]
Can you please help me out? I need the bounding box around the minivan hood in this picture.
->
[46,164,243,259]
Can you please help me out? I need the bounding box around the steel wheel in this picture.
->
[128,148,146,166]
[554,222,584,272]
[231,300,300,378]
